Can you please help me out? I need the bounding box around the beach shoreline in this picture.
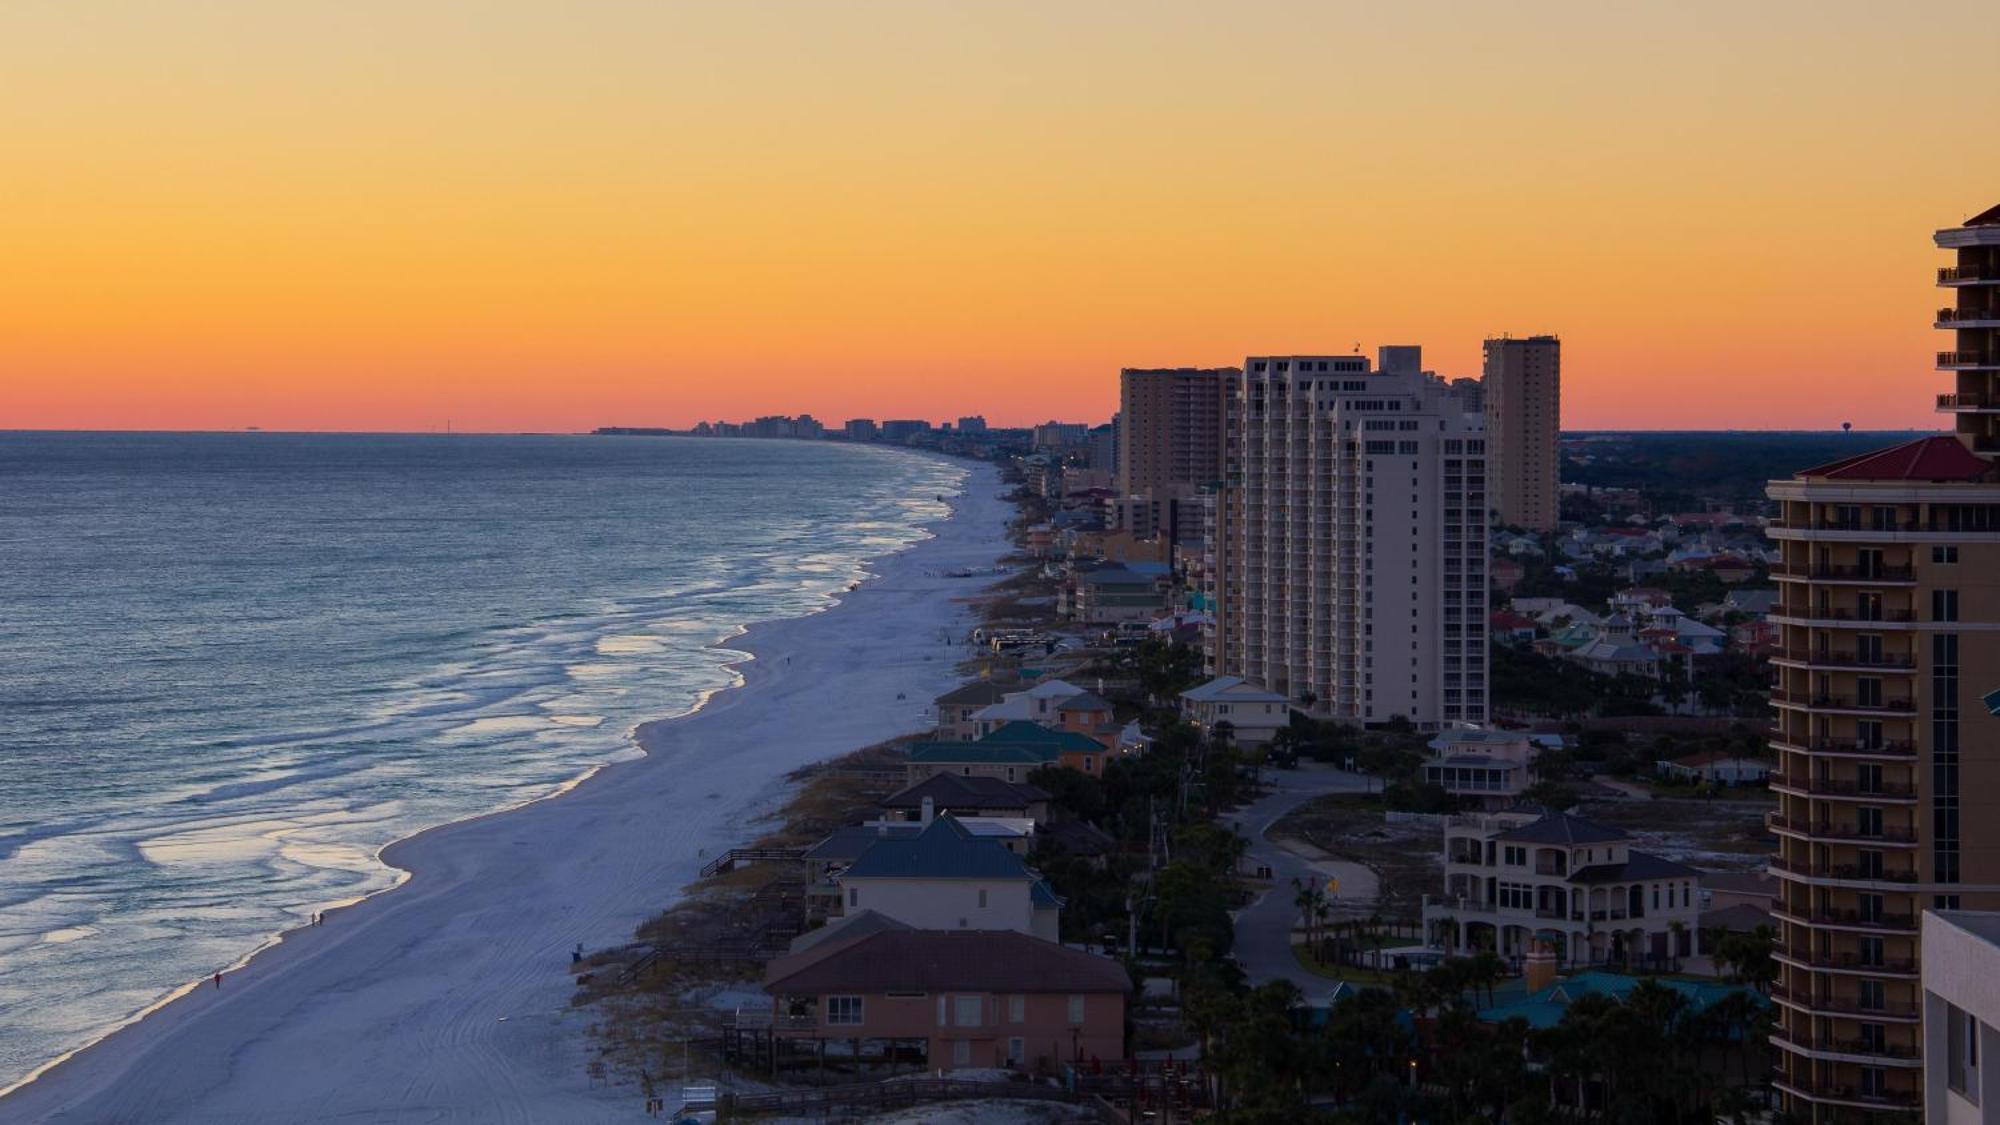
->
[2,456,1015,1124]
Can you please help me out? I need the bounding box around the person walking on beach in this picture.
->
[212,971,222,990]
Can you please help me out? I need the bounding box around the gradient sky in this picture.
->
[4,1,1995,433]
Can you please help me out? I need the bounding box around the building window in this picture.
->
[826,996,864,1026]
[1068,995,1086,1024]
[1949,1002,1981,1100]
[954,994,984,1026]
[1008,994,1025,1023]
[1934,545,1959,564]
[848,888,859,909]
[1934,589,1961,622]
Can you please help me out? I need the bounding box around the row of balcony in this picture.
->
[1940,263,2000,284]
[1770,605,1916,623]
[1769,734,1916,759]
[1939,392,2000,411]
[1771,984,1919,1020]
[1771,1072,1918,1111]
[1770,1027,1920,1063]
[1771,648,1915,669]
[1770,900,1918,931]
[1770,774,1916,798]
[1770,856,1918,885]
[1938,350,1999,368]
[1767,814,1917,843]
[1769,691,1915,714]
[1936,305,2000,324]
[1769,562,1915,582]
[1773,941,1918,973]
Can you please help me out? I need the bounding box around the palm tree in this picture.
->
[1291,876,1326,957]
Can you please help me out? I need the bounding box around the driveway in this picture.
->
[1220,763,1373,996]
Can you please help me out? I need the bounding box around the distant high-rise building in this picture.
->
[1031,422,1090,450]
[1116,368,1238,496]
[843,418,879,441]
[1766,203,2000,1120]
[880,419,929,443]
[1204,347,1488,728]
[956,415,988,434]
[1482,336,1561,532]
[1088,421,1118,473]
[1448,377,1484,416]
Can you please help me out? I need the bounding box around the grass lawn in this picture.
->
[1290,943,1402,987]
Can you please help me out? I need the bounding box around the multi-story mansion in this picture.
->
[1422,808,1700,969]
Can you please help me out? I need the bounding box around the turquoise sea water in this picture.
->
[0,432,963,1090]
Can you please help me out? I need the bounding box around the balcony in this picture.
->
[1768,774,1917,799]
[1770,562,1915,583]
[1939,350,1999,369]
[1939,392,2000,412]
[1771,984,1920,1020]
[1770,605,1916,625]
[1770,899,1918,931]
[1769,856,1919,886]
[1766,815,1919,846]
[1772,943,1918,974]
[1770,1027,1921,1064]
[1771,1073,1920,1111]
[1939,263,1999,285]
[1769,691,1917,716]
[1936,305,2000,325]
[1769,736,1915,759]
[1770,648,1915,671]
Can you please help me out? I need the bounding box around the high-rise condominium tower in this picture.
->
[1483,336,1561,532]
[1203,347,1489,729]
[1766,204,2000,1121]
[1116,368,1239,496]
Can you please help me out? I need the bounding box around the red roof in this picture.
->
[1490,611,1538,630]
[1797,436,1993,482]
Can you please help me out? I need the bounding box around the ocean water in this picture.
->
[0,432,964,1091]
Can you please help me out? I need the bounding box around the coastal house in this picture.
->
[1421,729,1538,807]
[1654,751,1770,787]
[1489,610,1540,647]
[1068,566,1169,625]
[879,774,1050,825]
[1422,808,1701,969]
[934,681,1011,741]
[759,929,1129,1071]
[966,678,1086,735]
[1178,676,1289,747]
[906,722,1110,784]
[833,814,1062,940]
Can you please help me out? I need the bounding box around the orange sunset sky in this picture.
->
[4,1,1996,434]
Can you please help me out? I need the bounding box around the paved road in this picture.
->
[1221,763,1375,996]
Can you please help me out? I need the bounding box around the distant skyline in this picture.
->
[5,1,1995,433]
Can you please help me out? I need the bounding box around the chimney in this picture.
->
[1523,937,1558,993]
[921,797,935,826]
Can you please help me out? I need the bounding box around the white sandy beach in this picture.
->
[1,460,1014,1124]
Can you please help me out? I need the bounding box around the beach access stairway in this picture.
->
[698,846,805,878]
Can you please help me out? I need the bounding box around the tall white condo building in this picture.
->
[1203,346,1489,729]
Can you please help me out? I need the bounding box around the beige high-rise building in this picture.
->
[1482,336,1561,532]
[1767,203,2000,1122]
[1202,347,1489,729]
[1116,368,1239,496]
